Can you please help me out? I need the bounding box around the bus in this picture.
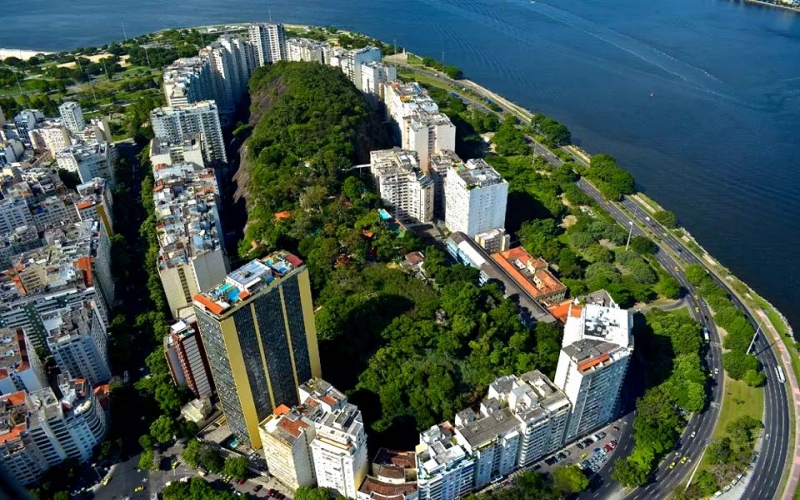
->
[703,328,710,342]
[776,366,786,384]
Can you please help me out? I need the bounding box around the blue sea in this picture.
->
[5,0,800,329]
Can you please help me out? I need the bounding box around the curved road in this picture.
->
[395,64,792,498]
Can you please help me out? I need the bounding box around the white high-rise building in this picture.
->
[43,303,111,387]
[486,371,571,468]
[340,47,381,92]
[0,378,107,485]
[305,379,368,499]
[58,102,85,135]
[554,303,633,440]
[55,142,116,187]
[28,122,71,156]
[163,57,215,108]
[453,407,520,489]
[0,328,46,395]
[286,38,325,63]
[444,159,508,238]
[383,82,439,145]
[360,62,397,102]
[370,149,434,223]
[151,102,227,164]
[249,24,286,66]
[407,111,456,171]
[76,177,114,237]
[0,196,35,235]
[416,423,475,500]
[153,162,228,318]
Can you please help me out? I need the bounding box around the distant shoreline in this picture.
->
[743,0,800,13]
[0,48,53,60]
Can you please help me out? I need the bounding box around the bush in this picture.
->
[586,154,635,200]
[630,236,656,255]
[722,351,759,380]
[653,210,677,228]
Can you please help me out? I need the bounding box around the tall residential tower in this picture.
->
[193,252,321,448]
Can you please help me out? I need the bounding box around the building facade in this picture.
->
[370,149,434,224]
[55,142,116,187]
[249,24,286,67]
[416,424,475,500]
[164,316,214,398]
[43,303,110,386]
[554,303,633,440]
[58,102,85,135]
[151,102,228,164]
[444,159,508,238]
[0,328,45,395]
[192,252,321,448]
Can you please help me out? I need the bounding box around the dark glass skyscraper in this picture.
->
[193,251,321,448]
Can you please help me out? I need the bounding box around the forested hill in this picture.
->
[234,61,391,252]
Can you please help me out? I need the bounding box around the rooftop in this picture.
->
[193,251,303,318]
[370,149,433,186]
[429,150,462,174]
[0,328,29,380]
[0,391,28,446]
[359,477,418,500]
[455,407,519,448]
[42,302,96,345]
[562,303,632,352]
[492,248,566,301]
[56,141,108,162]
[451,158,505,189]
[417,423,472,477]
[153,162,222,269]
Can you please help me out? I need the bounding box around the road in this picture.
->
[576,179,724,499]
[395,63,792,499]
[615,195,790,499]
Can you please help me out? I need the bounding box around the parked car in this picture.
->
[595,431,607,440]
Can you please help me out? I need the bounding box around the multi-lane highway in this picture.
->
[576,179,725,499]
[395,64,792,498]
[614,195,791,499]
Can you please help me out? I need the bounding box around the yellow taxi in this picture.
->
[135,486,145,492]
[680,456,689,464]
[669,461,676,469]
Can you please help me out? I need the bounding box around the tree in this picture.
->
[707,437,733,464]
[138,434,154,450]
[584,244,613,263]
[197,445,224,473]
[181,439,202,468]
[653,210,677,228]
[586,154,635,199]
[223,456,249,481]
[657,275,681,299]
[138,449,156,471]
[612,458,648,486]
[684,264,708,286]
[552,465,589,493]
[295,486,333,500]
[722,351,759,380]
[150,415,176,444]
[743,369,766,387]
[155,382,185,414]
[630,236,656,255]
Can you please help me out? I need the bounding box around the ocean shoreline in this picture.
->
[0,48,53,60]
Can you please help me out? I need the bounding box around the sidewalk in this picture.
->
[756,308,800,500]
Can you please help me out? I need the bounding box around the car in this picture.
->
[674,266,679,272]
[577,442,586,450]
[714,368,719,375]
[680,456,688,464]
[723,485,732,493]
[254,485,262,493]
[135,486,145,492]
[612,426,620,431]
[580,453,587,459]
[236,493,242,497]
[238,479,245,485]
[604,444,613,452]
[694,294,698,300]
[695,307,700,313]
[766,433,770,441]
[564,450,571,456]
[736,473,744,481]
[596,431,607,439]
[268,489,276,496]
[669,462,676,469]
[714,491,722,498]
[691,431,696,438]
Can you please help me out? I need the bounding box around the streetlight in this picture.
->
[625,221,634,251]
[91,463,102,481]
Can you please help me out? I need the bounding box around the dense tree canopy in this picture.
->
[586,154,635,200]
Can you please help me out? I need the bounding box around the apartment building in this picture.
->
[192,252,321,448]
[383,82,440,147]
[474,228,510,254]
[453,406,520,489]
[75,178,114,237]
[306,379,369,498]
[13,110,44,147]
[407,111,456,171]
[427,150,461,221]
[286,37,325,63]
[339,47,381,92]
[43,303,110,386]
[357,449,419,500]
[149,136,205,168]
[151,102,227,164]
[0,196,35,236]
[491,248,567,305]
[554,302,633,440]
[153,162,228,318]
[360,62,397,103]
[0,377,107,485]
[162,57,215,108]
[0,328,45,395]
[370,149,434,224]
[55,142,116,187]
[259,404,318,490]
[249,23,286,66]
[58,102,85,135]
[164,315,214,398]
[28,122,71,156]
[416,423,475,500]
[444,159,508,238]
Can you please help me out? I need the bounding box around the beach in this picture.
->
[0,48,53,61]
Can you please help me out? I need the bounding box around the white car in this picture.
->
[691,431,696,438]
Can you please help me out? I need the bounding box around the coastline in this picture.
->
[743,0,800,12]
[0,48,53,60]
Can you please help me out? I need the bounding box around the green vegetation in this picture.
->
[465,472,561,500]
[181,439,225,474]
[295,486,339,500]
[420,56,464,79]
[612,310,706,486]
[492,120,531,156]
[653,209,678,228]
[585,154,635,200]
[551,465,590,493]
[162,477,238,500]
[684,264,765,385]
[222,456,249,481]
[530,113,571,146]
